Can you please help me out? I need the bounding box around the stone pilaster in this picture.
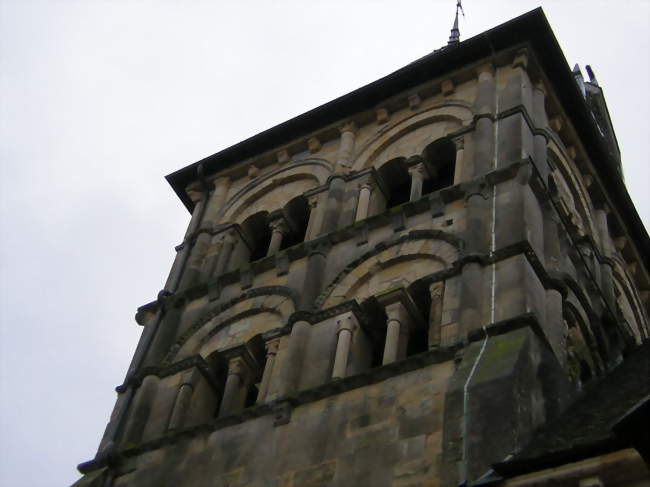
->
[471,63,496,178]
[320,176,346,234]
[202,176,231,227]
[337,121,357,168]
[279,320,311,396]
[164,187,206,291]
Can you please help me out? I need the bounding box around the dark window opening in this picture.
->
[242,212,271,262]
[423,138,456,194]
[205,352,228,417]
[280,195,311,251]
[378,158,411,208]
[406,281,431,356]
[242,336,266,410]
[579,360,593,383]
[244,384,259,409]
[360,297,388,369]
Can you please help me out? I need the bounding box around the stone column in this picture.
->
[179,229,212,289]
[331,313,358,379]
[267,218,289,256]
[164,187,206,291]
[219,357,246,416]
[299,244,328,310]
[202,176,231,227]
[279,320,311,396]
[382,302,411,365]
[595,207,616,310]
[320,176,346,234]
[337,121,357,168]
[256,338,280,403]
[121,375,158,446]
[408,163,426,201]
[167,383,193,430]
[354,183,373,222]
[304,193,324,240]
[212,231,236,277]
[200,233,223,282]
[543,202,562,270]
[453,137,465,185]
[533,82,550,184]
[471,64,496,178]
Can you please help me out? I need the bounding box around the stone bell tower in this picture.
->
[75,8,650,487]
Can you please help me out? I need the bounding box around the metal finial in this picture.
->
[448,0,464,46]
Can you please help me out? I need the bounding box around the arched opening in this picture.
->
[241,211,271,262]
[378,157,411,208]
[564,306,598,386]
[359,285,430,369]
[406,280,431,356]
[242,335,266,409]
[280,195,311,251]
[205,351,228,416]
[360,297,388,369]
[422,138,456,194]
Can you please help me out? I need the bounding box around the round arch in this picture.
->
[611,261,649,343]
[547,145,596,238]
[316,231,461,309]
[217,158,333,224]
[164,287,297,364]
[351,102,472,171]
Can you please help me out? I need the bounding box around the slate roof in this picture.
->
[493,341,650,477]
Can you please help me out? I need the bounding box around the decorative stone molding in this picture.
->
[307,137,321,154]
[338,121,358,135]
[276,150,290,164]
[408,93,421,110]
[512,48,529,69]
[550,115,564,132]
[441,79,455,96]
[476,63,494,77]
[376,107,390,124]
[163,286,298,365]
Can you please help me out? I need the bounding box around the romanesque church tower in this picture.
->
[75,8,650,487]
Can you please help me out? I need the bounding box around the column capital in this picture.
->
[307,137,322,153]
[269,218,290,236]
[407,162,427,178]
[376,287,424,330]
[453,136,465,151]
[307,193,320,208]
[359,182,374,192]
[512,48,529,69]
[336,311,359,335]
[265,337,281,356]
[339,121,358,135]
[226,356,248,378]
[476,62,495,77]
[429,281,444,300]
[186,186,204,205]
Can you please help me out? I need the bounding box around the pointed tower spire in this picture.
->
[448,0,464,46]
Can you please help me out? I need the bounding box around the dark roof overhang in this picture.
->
[165,7,648,269]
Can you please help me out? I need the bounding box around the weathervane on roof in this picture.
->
[448,0,465,46]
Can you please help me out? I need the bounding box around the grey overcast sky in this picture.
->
[0,1,648,485]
